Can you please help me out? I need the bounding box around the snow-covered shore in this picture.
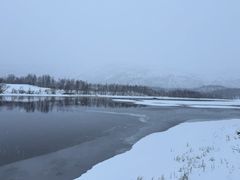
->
[77,119,240,180]
[113,99,240,109]
[0,84,227,100]
[3,84,51,94]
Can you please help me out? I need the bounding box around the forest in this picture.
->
[0,74,212,98]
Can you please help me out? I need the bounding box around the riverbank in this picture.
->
[77,119,240,180]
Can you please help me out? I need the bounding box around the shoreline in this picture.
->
[77,119,240,180]
[0,93,228,101]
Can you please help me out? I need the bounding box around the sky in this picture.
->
[0,0,240,86]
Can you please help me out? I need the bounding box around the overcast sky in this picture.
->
[0,0,240,84]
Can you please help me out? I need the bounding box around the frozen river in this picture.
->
[0,96,240,180]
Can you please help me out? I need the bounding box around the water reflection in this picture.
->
[0,96,138,113]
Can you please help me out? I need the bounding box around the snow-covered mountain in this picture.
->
[84,70,240,89]
[195,85,227,93]
[84,70,205,89]
[105,73,204,88]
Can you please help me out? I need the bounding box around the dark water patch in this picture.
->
[0,96,139,113]
[0,109,130,165]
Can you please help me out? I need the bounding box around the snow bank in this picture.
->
[4,84,51,94]
[113,99,240,109]
[0,84,67,96]
[77,119,240,180]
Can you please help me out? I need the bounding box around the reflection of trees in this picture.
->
[0,97,137,113]
[0,96,3,106]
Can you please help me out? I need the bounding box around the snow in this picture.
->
[76,119,240,180]
[0,84,68,96]
[109,96,226,101]
[4,84,51,94]
[113,99,240,109]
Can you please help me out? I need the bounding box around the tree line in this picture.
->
[0,74,211,98]
[0,96,137,113]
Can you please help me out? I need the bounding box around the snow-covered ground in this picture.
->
[77,119,240,180]
[0,84,69,96]
[3,84,52,94]
[113,99,240,109]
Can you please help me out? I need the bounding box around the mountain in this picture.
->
[79,68,240,89]
[95,72,205,89]
[195,85,227,93]
[194,85,240,99]
[211,88,240,99]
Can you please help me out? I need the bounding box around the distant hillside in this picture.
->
[195,85,240,99]
[195,85,227,93]
[210,88,240,99]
